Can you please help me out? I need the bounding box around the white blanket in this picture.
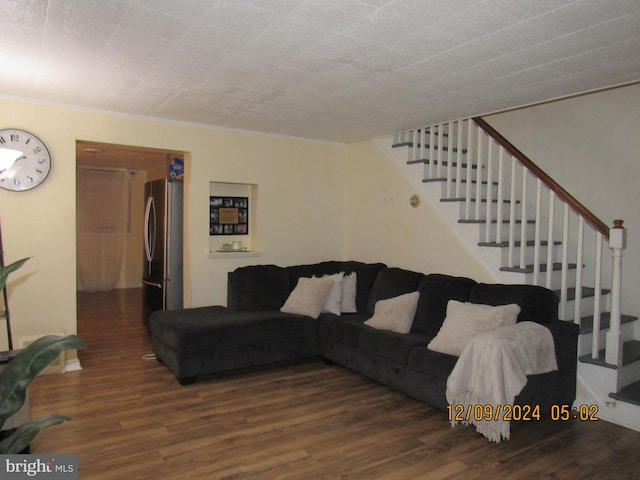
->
[446,321,558,442]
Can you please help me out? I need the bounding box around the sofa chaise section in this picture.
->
[151,261,386,384]
[150,306,322,385]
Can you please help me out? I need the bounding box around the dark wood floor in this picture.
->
[29,288,640,479]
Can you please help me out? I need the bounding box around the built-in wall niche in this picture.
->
[209,181,258,255]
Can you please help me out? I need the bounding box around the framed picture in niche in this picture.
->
[210,196,249,235]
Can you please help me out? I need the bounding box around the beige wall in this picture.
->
[344,139,492,281]
[0,97,345,344]
[188,133,346,306]
[487,83,640,313]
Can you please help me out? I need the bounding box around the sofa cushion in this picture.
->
[286,261,386,314]
[366,267,424,314]
[323,272,345,315]
[364,292,420,334]
[358,328,431,365]
[150,306,319,351]
[339,261,387,313]
[426,300,520,356]
[340,271,357,313]
[281,276,335,319]
[469,283,559,324]
[412,274,477,335]
[227,265,290,311]
[407,346,459,380]
[317,313,369,347]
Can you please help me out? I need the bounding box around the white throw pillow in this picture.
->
[319,273,344,315]
[341,272,357,313]
[280,276,335,319]
[427,300,521,356]
[364,291,420,334]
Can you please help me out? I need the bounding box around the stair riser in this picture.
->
[520,268,578,291]
[498,244,563,266]
[579,322,636,355]
[619,361,640,388]
[410,149,467,163]
[457,201,519,222]
[560,295,612,322]
[477,222,537,242]
[422,172,484,188]
[437,181,501,201]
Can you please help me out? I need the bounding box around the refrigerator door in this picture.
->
[142,277,163,328]
[142,179,183,327]
[143,194,156,273]
[144,180,167,280]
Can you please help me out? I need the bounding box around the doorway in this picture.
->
[75,141,185,339]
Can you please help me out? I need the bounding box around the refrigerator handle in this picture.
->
[144,196,156,263]
[142,278,163,289]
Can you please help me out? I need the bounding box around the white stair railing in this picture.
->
[393,117,627,366]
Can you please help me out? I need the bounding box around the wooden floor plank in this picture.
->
[27,288,640,479]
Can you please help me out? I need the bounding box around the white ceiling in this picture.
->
[2,0,640,143]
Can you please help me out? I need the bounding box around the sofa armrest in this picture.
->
[544,320,579,405]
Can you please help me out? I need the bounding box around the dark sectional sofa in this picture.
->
[149,260,578,413]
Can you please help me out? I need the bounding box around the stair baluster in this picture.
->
[455,119,464,199]
[592,235,603,359]
[545,192,555,290]
[508,154,517,267]
[464,121,473,220]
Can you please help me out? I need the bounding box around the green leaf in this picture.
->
[0,414,70,454]
[0,335,86,429]
[0,257,29,292]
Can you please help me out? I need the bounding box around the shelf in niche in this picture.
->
[208,250,262,259]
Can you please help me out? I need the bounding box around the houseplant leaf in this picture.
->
[0,258,87,452]
[0,414,70,454]
[0,335,86,430]
[0,257,29,292]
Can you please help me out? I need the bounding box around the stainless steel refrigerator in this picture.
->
[142,179,183,327]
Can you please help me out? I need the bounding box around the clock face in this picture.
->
[0,128,52,192]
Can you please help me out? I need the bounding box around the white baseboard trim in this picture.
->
[63,359,83,373]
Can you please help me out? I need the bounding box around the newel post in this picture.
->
[605,219,626,366]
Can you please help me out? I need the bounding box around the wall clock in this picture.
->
[0,128,52,192]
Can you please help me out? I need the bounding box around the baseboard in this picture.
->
[18,334,65,375]
[63,358,82,373]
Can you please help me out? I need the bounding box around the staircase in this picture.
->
[375,117,640,432]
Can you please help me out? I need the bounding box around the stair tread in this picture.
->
[407,157,471,167]
[556,286,611,301]
[458,219,536,224]
[423,178,499,186]
[500,262,577,274]
[406,143,468,154]
[395,143,462,150]
[579,312,638,334]
[609,379,640,406]
[392,132,451,148]
[579,340,640,369]
[441,198,520,204]
[478,240,562,247]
